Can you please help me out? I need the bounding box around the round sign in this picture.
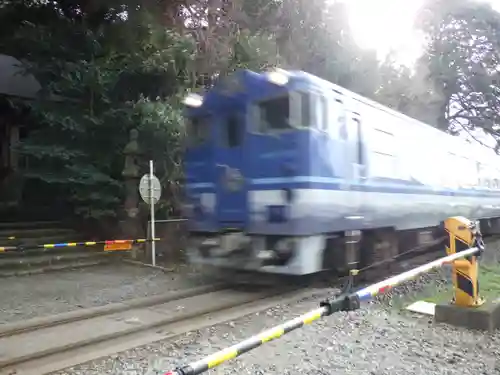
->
[139,174,162,205]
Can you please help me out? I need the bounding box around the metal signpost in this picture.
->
[139,160,162,266]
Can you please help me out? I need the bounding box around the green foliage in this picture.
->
[4,0,500,224]
[1,2,195,219]
[133,96,186,218]
[374,56,444,126]
[0,0,444,224]
[416,0,500,142]
[228,0,432,113]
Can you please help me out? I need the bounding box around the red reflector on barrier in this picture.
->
[104,241,132,251]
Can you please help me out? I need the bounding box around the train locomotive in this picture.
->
[181,68,500,276]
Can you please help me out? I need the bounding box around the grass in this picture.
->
[386,262,500,314]
[417,263,500,309]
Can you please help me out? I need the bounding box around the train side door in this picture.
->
[214,110,247,226]
[347,112,366,181]
[329,92,350,181]
[328,91,366,182]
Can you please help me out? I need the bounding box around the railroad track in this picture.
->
[1,235,496,375]
[0,283,327,375]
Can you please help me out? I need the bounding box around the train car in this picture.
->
[181,68,500,276]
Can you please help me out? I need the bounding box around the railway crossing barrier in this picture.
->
[163,216,499,375]
[444,216,484,307]
[0,219,187,254]
[0,238,161,253]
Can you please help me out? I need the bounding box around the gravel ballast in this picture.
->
[53,272,500,375]
[0,263,206,324]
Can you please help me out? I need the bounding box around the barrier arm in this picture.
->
[164,219,485,375]
[444,216,485,307]
[0,238,161,252]
[0,245,18,252]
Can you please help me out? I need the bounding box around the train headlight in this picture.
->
[266,69,289,86]
[183,93,203,107]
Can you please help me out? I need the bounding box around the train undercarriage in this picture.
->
[187,217,500,284]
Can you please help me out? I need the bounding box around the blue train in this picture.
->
[181,68,500,276]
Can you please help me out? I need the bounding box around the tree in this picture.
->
[373,54,444,126]
[416,0,500,147]
[1,2,195,219]
[4,0,477,224]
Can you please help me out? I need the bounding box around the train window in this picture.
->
[371,128,396,155]
[476,162,483,187]
[353,117,364,165]
[222,114,242,148]
[299,92,311,128]
[255,91,314,133]
[478,178,488,188]
[332,98,346,140]
[290,91,314,128]
[257,95,291,132]
[319,95,328,131]
[446,152,459,188]
[459,156,476,188]
[186,116,210,147]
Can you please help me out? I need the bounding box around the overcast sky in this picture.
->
[343,0,500,66]
[341,0,500,146]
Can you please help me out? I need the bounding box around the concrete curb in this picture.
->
[0,283,225,337]
[435,300,500,331]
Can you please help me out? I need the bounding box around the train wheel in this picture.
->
[322,232,361,276]
[359,228,398,279]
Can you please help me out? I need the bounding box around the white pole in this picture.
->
[149,160,156,266]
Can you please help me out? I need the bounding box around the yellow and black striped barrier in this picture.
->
[163,216,485,375]
[444,216,485,307]
[0,245,17,252]
[0,238,161,253]
[163,298,347,375]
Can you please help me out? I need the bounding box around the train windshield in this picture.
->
[256,91,311,133]
[186,116,210,148]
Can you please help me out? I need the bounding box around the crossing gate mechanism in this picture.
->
[444,216,485,307]
[162,216,486,375]
[0,238,161,252]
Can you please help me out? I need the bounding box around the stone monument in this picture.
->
[121,128,143,258]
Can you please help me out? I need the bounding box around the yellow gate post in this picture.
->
[444,216,485,307]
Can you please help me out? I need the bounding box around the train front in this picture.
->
[183,68,319,276]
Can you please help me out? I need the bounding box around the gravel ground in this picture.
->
[484,238,500,264]
[54,270,500,375]
[0,263,207,324]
